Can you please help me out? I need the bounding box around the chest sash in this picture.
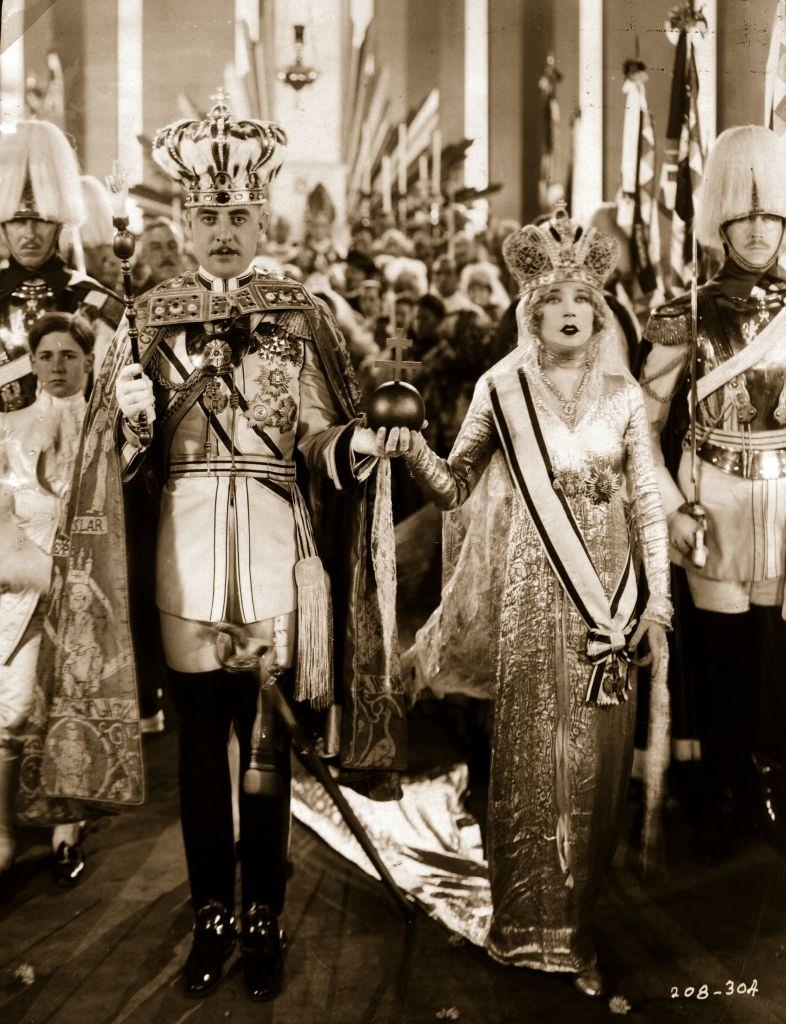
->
[488,364,638,705]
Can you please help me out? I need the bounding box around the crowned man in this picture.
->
[0,120,123,412]
[17,99,412,1002]
[639,125,786,861]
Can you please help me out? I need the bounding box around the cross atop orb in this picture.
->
[375,328,421,382]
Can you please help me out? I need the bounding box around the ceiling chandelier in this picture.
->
[278,25,318,92]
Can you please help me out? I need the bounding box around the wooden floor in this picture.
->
[1,716,786,1024]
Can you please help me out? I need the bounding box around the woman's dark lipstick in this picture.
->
[560,324,579,335]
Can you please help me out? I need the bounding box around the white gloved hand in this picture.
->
[116,363,156,424]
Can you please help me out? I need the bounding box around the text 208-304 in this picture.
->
[671,981,758,999]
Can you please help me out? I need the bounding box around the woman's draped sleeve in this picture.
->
[404,376,498,510]
[624,382,673,627]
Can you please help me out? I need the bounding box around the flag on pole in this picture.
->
[538,54,563,212]
[658,5,706,294]
[765,0,786,135]
[617,58,660,296]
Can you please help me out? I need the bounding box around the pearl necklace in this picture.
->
[536,353,592,425]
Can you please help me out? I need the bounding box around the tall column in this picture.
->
[117,0,143,184]
[464,0,489,194]
[520,0,553,223]
[572,0,603,223]
[0,0,26,125]
[235,0,260,78]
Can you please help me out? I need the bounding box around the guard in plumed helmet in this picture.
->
[638,125,786,861]
[78,175,123,299]
[16,98,413,1002]
[0,121,123,412]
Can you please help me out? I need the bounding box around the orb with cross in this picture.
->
[367,328,426,431]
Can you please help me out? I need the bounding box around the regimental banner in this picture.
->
[658,20,705,295]
[617,60,660,298]
[765,0,786,136]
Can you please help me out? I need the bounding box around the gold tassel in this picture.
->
[294,555,333,709]
[370,457,398,688]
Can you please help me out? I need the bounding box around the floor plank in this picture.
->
[1,717,785,1023]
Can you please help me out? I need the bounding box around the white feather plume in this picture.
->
[79,175,114,248]
[0,120,85,226]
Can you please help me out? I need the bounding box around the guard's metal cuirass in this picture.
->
[697,283,786,432]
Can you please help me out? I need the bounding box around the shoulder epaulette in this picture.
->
[138,273,315,329]
[644,293,692,347]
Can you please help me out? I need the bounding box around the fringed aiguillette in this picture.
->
[294,555,333,709]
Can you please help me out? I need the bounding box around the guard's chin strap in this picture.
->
[720,221,785,275]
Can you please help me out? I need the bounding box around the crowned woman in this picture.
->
[398,205,672,995]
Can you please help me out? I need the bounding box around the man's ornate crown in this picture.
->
[152,96,287,209]
[502,202,619,297]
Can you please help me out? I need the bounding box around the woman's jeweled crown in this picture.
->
[152,96,287,209]
[502,202,619,297]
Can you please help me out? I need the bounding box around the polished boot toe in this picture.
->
[242,904,285,1001]
[573,966,606,998]
[182,901,236,998]
[52,842,85,887]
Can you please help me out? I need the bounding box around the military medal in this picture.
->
[202,377,230,472]
[204,377,228,414]
[13,279,54,331]
[201,338,233,373]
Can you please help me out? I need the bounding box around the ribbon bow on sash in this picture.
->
[585,621,638,704]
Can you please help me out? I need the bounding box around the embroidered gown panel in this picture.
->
[406,353,670,971]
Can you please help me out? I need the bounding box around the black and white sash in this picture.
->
[489,364,638,705]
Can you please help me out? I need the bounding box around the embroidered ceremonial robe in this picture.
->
[120,269,363,629]
[0,255,122,412]
[405,349,670,972]
[0,391,85,742]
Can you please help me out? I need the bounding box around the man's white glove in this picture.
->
[116,363,156,424]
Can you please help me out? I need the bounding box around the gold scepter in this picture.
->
[106,163,152,446]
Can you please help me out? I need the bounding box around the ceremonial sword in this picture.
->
[687,227,708,567]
